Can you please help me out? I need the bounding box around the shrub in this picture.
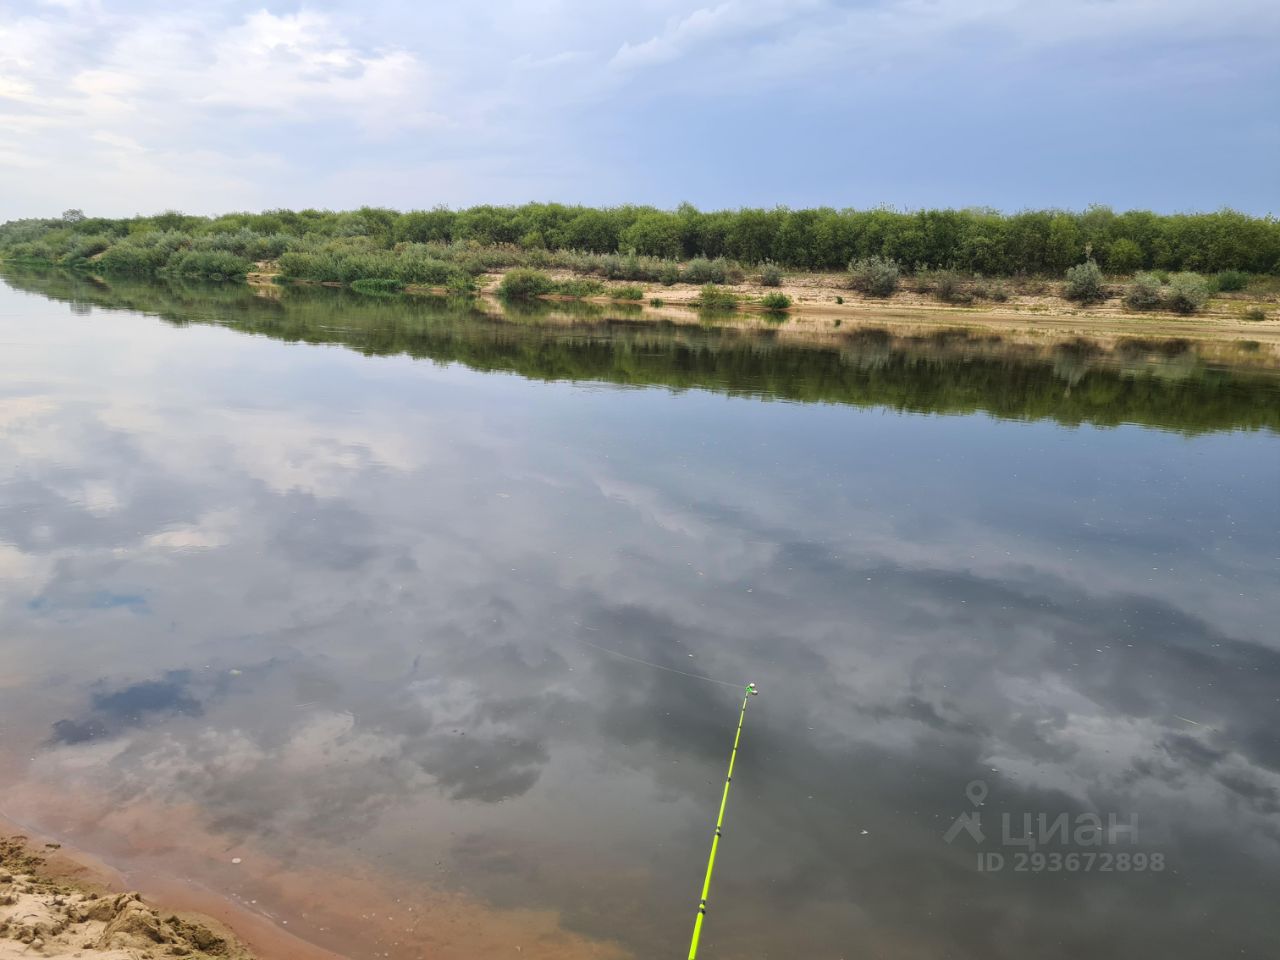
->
[351,278,404,295]
[910,270,937,294]
[161,249,253,280]
[760,292,792,310]
[835,295,844,304]
[848,256,899,297]
[1212,270,1249,293]
[987,282,1009,302]
[1242,306,1267,321]
[611,285,644,300]
[1125,272,1165,310]
[658,263,680,286]
[1063,260,1105,303]
[695,284,737,310]
[95,232,186,275]
[1165,272,1209,314]
[554,278,605,297]
[683,257,730,284]
[498,268,555,299]
[446,273,476,297]
[760,262,783,287]
[932,269,968,303]
[649,297,664,307]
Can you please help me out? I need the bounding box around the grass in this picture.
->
[760,292,792,310]
[611,285,645,300]
[649,297,664,307]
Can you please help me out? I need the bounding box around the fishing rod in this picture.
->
[687,681,758,960]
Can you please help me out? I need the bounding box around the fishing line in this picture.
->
[567,631,742,688]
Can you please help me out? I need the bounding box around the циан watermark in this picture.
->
[944,779,1166,873]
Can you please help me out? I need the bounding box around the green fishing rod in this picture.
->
[687,681,758,959]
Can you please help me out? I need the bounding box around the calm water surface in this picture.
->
[1,272,1278,959]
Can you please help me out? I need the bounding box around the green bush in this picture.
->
[1106,237,1144,273]
[162,249,252,280]
[760,292,792,310]
[554,277,605,297]
[658,263,680,286]
[611,285,644,300]
[848,256,899,297]
[760,263,783,286]
[446,273,477,297]
[695,284,737,310]
[1242,306,1267,321]
[1212,270,1249,293]
[498,268,555,299]
[1165,272,1209,314]
[649,297,664,307]
[1124,273,1164,310]
[683,257,730,284]
[910,270,937,294]
[1063,260,1105,303]
[350,278,404,295]
[95,238,181,275]
[932,269,967,303]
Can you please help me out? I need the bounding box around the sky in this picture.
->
[1,0,1278,219]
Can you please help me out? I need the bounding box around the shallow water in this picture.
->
[1,271,1278,959]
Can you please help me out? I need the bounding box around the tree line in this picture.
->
[2,203,1277,276]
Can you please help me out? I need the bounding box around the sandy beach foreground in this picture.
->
[0,834,254,960]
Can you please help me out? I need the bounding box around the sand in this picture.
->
[0,836,253,960]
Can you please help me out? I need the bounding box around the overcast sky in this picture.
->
[2,0,1278,219]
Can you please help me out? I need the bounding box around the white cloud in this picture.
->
[0,0,1276,215]
[0,5,438,213]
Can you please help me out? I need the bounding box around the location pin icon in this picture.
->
[965,779,988,807]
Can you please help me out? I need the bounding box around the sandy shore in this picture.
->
[0,834,254,960]
[249,267,1280,362]
[526,269,1280,351]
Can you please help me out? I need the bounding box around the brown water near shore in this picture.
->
[0,747,628,960]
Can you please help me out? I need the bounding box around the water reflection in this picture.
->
[0,272,1277,959]
[5,267,1278,435]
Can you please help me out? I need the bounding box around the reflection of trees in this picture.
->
[5,268,1277,436]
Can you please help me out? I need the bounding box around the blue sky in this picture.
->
[1,0,1278,218]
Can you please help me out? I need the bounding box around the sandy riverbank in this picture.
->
[0,834,254,960]
[248,267,1280,361]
